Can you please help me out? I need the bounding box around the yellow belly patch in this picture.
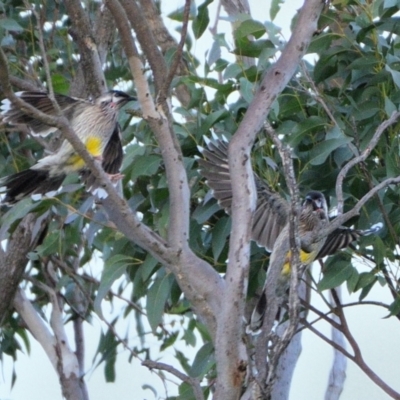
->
[282,249,315,276]
[67,136,102,170]
[86,136,102,157]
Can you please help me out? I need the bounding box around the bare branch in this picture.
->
[26,3,54,98]
[13,289,58,368]
[321,175,400,239]
[64,0,106,96]
[105,0,224,338]
[214,1,326,397]
[336,111,400,214]
[142,360,204,400]
[138,0,191,106]
[8,76,40,91]
[160,0,191,97]
[330,289,400,400]
[261,122,303,391]
[301,292,400,399]
[94,6,116,66]
[119,0,167,94]
[0,214,45,325]
[325,288,347,400]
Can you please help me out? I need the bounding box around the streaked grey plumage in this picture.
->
[0,90,135,203]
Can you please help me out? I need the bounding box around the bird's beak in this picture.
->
[312,199,323,211]
[305,196,323,212]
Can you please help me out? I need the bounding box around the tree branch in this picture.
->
[325,288,347,400]
[119,0,167,94]
[214,1,326,397]
[142,360,204,400]
[260,122,303,392]
[160,0,191,98]
[138,0,191,106]
[331,289,400,400]
[335,110,400,214]
[301,292,400,399]
[13,289,58,368]
[64,0,106,96]
[105,0,224,337]
[0,213,46,325]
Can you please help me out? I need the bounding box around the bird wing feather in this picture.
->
[198,136,289,251]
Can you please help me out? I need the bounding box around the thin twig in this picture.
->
[142,360,204,400]
[264,121,302,391]
[330,289,400,399]
[161,0,191,97]
[336,111,400,214]
[319,175,400,241]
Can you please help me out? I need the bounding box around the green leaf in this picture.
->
[346,267,360,293]
[179,382,196,400]
[130,154,162,181]
[200,109,229,135]
[94,255,132,317]
[384,96,397,117]
[348,54,379,70]
[160,331,179,351]
[239,77,254,103]
[94,327,118,382]
[207,40,221,66]
[270,0,283,21]
[36,231,61,257]
[309,138,353,165]
[51,74,69,94]
[372,236,386,265]
[212,216,231,262]
[141,254,159,281]
[355,272,377,292]
[168,3,196,22]
[183,328,197,347]
[318,261,355,291]
[223,63,242,79]
[288,116,327,147]
[385,64,400,89]
[193,0,213,39]
[307,33,342,54]
[388,297,400,316]
[122,143,146,170]
[192,200,221,224]
[384,0,398,8]
[175,349,191,374]
[189,342,214,378]
[0,18,24,32]
[142,384,157,397]
[233,38,274,57]
[234,19,266,40]
[0,198,36,239]
[146,271,173,331]
[359,278,377,301]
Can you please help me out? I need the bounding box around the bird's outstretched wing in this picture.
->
[197,135,289,251]
[198,135,382,256]
[316,223,383,259]
[0,91,86,136]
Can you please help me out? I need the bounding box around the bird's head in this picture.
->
[303,191,328,220]
[96,90,136,109]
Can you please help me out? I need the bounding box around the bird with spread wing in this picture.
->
[197,135,382,333]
